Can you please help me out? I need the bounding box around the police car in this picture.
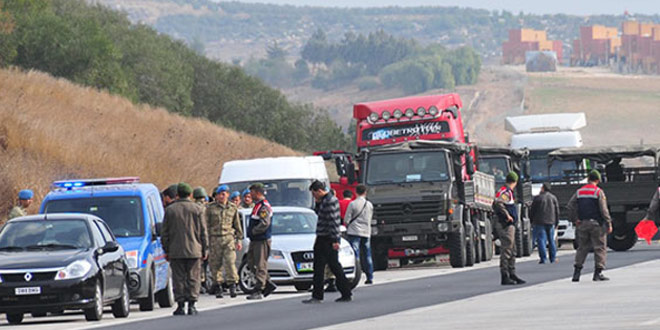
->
[40,177,173,311]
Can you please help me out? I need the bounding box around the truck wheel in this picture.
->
[473,218,482,264]
[608,231,637,251]
[448,223,466,268]
[6,313,23,325]
[138,272,155,311]
[515,221,523,258]
[372,244,388,271]
[522,220,533,257]
[482,217,494,261]
[465,224,476,267]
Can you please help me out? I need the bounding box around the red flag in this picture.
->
[635,220,658,245]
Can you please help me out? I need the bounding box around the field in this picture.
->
[0,68,297,216]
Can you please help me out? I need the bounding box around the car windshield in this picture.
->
[44,197,144,237]
[226,180,313,208]
[529,153,579,182]
[0,220,92,250]
[271,212,317,235]
[367,151,450,185]
[478,157,510,183]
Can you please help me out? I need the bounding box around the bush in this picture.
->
[356,76,380,91]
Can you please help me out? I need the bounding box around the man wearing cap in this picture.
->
[240,189,255,209]
[162,183,208,316]
[230,191,241,207]
[205,185,243,299]
[568,170,612,282]
[7,189,34,222]
[493,172,526,285]
[530,182,560,264]
[193,187,209,206]
[245,183,277,300]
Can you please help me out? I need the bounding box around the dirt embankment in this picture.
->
[0,68,298,217]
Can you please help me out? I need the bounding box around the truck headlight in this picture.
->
[270,250,285,260]
[126,250,140,269]
[437,222,449,232]
[56,260,92,280]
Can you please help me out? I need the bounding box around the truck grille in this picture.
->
[374,201,441,224]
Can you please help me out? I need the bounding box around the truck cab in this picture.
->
[40,177,173,311]
[361,141,495,270]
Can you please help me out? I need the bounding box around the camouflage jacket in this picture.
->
[206,201,243,240]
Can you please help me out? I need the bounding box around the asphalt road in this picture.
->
[95,245,660,330]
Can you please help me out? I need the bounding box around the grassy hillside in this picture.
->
[0,68,298,216]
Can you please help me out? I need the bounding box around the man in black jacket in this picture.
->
[303,180,352,304]
[530,183,560,264]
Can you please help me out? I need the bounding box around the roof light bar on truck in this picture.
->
[53,177,140,190]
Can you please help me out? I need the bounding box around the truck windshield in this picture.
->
[226,180,313,208]
[367,151,449,185]
[44,197,144,238]
[478,157,510,183]
[0,220,92,250]
[529,154,579,182]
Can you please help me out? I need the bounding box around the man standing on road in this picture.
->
[240,189,255,209]
[339,190,353,223]
[568,170,612,282]
[7,189,33,222]
[206,185,243,299]
[162,183,208,315]
[303,180,353,304]
[246,183,277,300]
[344,184,374,285]
[493,172,526,285]
[530,183,560,264]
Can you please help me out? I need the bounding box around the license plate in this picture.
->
[296,262,314,272]
[402,235,418,242]
[15,287,41,295]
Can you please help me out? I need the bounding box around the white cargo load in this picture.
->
[505,113,586,134]
[511,131,583,150]
[220,156,328,184]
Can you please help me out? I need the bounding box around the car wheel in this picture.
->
[238,259,257,294]
[156,271,175,308]
[84,283,103,321]
[350,256,362,289]
[112,281,130,318]
[138,272,155,311]
[294,283,312,291]
[6,313,23,325]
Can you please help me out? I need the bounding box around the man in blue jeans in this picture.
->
[343,184,374,284]
[530,183,560,264]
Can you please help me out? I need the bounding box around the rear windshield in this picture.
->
[44,197,144,238]
[0,220,92,250]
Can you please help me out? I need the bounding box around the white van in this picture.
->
[219,156,330,208]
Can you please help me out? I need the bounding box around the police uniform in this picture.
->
[493,185,520,284]
[568,182,612,281]
[205,200,243,297]
[246,198,274,299]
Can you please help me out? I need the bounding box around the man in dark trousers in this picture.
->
[303,180,352,304]
[568,170,612,282]
[493,172,526,285]
[530,182,560,264]
[246,183,277,300]
[162,183,208,316]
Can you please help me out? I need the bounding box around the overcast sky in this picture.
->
[226,0,659,16]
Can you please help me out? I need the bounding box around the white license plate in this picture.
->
[296,262,314,272]
[15,287,41,295]
[401,235,418,242]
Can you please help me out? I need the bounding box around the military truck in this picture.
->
[476,146,534,257]
[547,145,660,251]
[360,140,495,269]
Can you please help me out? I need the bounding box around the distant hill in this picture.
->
[0,68,298,216]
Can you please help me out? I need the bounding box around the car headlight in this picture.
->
[340,245,354,257]
[269,249,285,260]
[56,260,92,280]
[126,250,139,269]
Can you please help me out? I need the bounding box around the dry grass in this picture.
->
[0,68,298,216]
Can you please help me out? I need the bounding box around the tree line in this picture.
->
[0,0,350,151]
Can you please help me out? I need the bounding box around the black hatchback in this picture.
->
[0,213,130,325]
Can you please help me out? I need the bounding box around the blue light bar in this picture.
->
[53,177,140,189]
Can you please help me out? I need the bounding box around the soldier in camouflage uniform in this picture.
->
[193,187,209,206]
[6,190,33,224]
[206,185,243,298]
[230,191,241,207]
[239,189,255,209]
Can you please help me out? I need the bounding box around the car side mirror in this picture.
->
[347,163,357,184]
[102,241,120,253]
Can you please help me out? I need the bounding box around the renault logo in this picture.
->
[24,272,33,282]
[402,203,414,215]
[303,252,314,260]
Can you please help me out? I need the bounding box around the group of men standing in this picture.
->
[493,169,613,286]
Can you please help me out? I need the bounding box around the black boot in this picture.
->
[593,268,609,281]
[325,279,337,292]
[215,283,224,299]
[229,283,237,298]
[173,302,186,316]
[263,280,277,297]
[572,266,582,282]
[209,283,219,295]
[501,271,515,285]
[509,271,526,285]
[187,301,198,315]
